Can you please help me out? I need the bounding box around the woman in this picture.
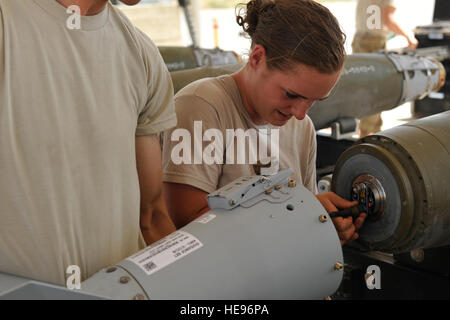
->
[162,0,366,245]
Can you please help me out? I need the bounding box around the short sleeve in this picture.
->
[135,30,177,136]
[162,94,224,194]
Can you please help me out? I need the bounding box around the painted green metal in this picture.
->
[332,111,450,253]
[171,63,242,93]
[159,46,199,72]
[159,46,240,72]
[168,53,445,130]
[309,53,403,130]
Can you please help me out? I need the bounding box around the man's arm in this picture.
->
[163,182,210,229]
[382,5,418,50]
[136,134,176,245]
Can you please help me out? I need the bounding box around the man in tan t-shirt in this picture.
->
[0,0,177,285]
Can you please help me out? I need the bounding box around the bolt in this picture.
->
[319,214,329,223]
[119,276,130,284]
[275,185,281,190]
[229,199,236,206]
[106,267,117,273]
[410,249,425,263]
[288,179,296,188]
[265,189,272,194]
[334,262,343,271]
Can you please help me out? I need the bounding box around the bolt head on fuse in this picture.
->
[334,262,344,271]
[319,214,329,223]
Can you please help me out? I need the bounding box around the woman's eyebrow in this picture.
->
[286,88,330,101]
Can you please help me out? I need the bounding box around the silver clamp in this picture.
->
[207,168,293,210]
[385,52,441,104]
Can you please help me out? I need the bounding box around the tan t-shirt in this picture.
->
[162,75,318,196]
[0,0,176,285]
[355,0,396,37]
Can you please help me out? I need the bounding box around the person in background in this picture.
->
[353,0,419,137]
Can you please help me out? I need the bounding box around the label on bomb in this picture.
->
[127,231,203,276]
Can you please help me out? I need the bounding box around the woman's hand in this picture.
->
[315,192,367,245]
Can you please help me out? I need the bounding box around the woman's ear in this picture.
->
[248,44,267,71]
